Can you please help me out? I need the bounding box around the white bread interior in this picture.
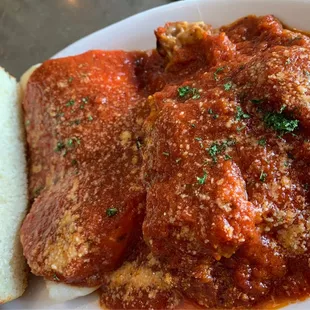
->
[0,67,28,304]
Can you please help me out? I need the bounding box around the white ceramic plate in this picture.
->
[5,0,310,309]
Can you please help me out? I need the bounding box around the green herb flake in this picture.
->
[190,123,196,128]
[290,36,302,44]
[208,143,220,163]
[55,141,65,152]
[214,67,225,81]
[67,137,81,148]
[176,158,182,163]
[33,186,44,197]
[195,137,202,141]
[88,115,93,121]
[259,171,267,182]
[56,112,64,118]
[178,86,191,97]
[279,105,286,113]
[236,106,250,121]
[136,139,142,150]
[70,119,81,125]
[208,108,219,119]
[304,70,310,77]
[68,77,74,83]
[224,154,232,160]
[53,274,60,281]
[197,171,207,185]
[237,125,246,132]
[71,159,78,166]
[285,58,291,65]
[177,86,201,99]
[163,152,170,156]
[263,112,299,135]
[223,81,233,91]
[66,99,75,107]
[106,208,118,217]
[192,88,201,99]
[258,138,266,146]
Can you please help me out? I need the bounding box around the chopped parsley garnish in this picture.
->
[176,158,182,163]
[251,98,264,104]
[106,208,118,217]
[71,159,78,166]
[304,70,310,77]
[195,137,202,141]
[222,138,236,147]
[279,105,286,113]
[67,137,81,148]
[178,86,201,99]
[33,186,44,197]
[88,115,93,121]
[67,139,74,148]
[258,138,266,146]
[56,112,64,118]
[285,58,291,65]
[53,274,60,281]
[208,143,220,162]
[66,99,75,107]
[192,88,201,99]
[163,152,170,156]
[136,138,142,150]
[70,119,81,125]
[223,81,233,91]
[207,139,236,163]
[68,77,73,83]
[224,154,232,160]
[236,106,250,121]
[214,67,225,81]
[263,112,299,135]
[237,125,246,132]
[208,108,219,119]
[290,36,302,44]
[259,171,267,182]
[197,171,207,185]
[55,141,65,152]
[190,123,196,128]
[178,86,192,97]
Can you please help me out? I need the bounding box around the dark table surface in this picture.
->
[0,0,175,77]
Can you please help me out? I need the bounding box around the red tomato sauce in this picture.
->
[21,15,310,309]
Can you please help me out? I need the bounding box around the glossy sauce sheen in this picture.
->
[21,15,310,308]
